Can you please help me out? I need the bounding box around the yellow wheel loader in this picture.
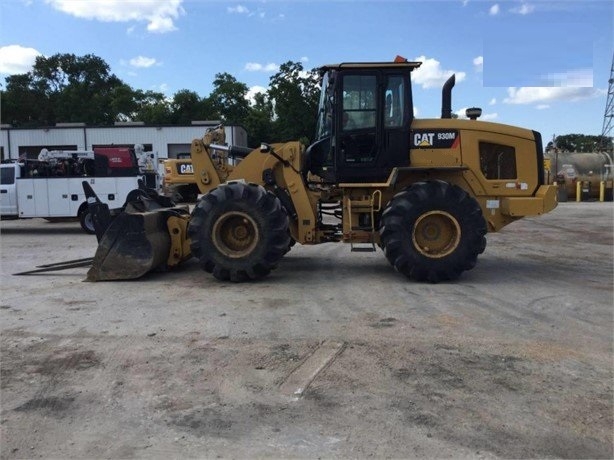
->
[161,127,233,203]
[84,57,557,283]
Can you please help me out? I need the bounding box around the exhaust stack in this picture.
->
[441,74,456,119]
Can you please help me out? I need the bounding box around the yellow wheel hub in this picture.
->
[212,211,259,258]
[412,210,461,258]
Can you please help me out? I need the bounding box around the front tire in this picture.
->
[188,182,290,282]
[379,180,486,282]
[79,208,96,234]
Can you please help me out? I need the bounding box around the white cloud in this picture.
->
[510,3,535,15]
[489,98,497,105]
[455,108,469,118]
[227,4,279,20]
[227,5,249,14]
[147,16,175,33]
[473,56,483,72]
[300,56,309,63]
[246,86,267,105]
[0,44,41,74]
[129,56,159,68]
[536,104,550,110]
[489,4,500,15]
[504,86,600,104]
[44,0,184,33]
[412,55,466,89]
[152,83,169,94]
[245,62,279,72]
[542,69,593,87]
[503,69,597,105]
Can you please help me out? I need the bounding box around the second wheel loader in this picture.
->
[84,57,557,283]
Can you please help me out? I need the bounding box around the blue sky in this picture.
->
[0,0,612,142]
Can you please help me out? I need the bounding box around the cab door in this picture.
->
[382,74,411,174]
[336,73,378,182]
[0,165,18,216]
[335,71,411,183]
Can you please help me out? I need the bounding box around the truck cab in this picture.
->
[0,163,22,217]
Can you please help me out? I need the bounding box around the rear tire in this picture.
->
[379,180,486,282]
[79,208,96,234]
[188,182,290,282]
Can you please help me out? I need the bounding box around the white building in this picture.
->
[0,121,248,161]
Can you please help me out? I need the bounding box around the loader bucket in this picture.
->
[83,180,190,281]
[86,208,176,281]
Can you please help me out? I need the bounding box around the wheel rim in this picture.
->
[84,212,95,233]
[412,210,461,258]
[212,211,259,258]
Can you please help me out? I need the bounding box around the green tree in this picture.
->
[110,83,141,122]
[132,90,172,124]
[243,91,275,146]
[1,73,45,126]
[553,134,610,153]
[209,73,249,124]
[268,61,320,143]
[170,89,216,125]
[596,135,614,152]
[1,53,127,126]
[30,53,123,124]
[1,52,327,143]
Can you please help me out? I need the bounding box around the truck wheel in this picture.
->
[79,208,96,234]
[188,182,290,282]
[379,180,487,282]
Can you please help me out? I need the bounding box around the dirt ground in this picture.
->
[0,202,612,459]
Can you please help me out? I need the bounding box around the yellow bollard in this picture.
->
[600,181,605,202]
[576,180,582,202]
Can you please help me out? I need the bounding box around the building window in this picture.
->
[479,142,517,179]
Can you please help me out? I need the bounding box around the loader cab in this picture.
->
[307,60,421,183]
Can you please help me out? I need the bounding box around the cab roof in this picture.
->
[319,60,422,74]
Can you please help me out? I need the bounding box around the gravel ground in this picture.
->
[0,201,612,459]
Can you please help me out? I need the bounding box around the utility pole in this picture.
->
[600,53,614,153]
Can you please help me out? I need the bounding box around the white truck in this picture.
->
[0,146,158,233]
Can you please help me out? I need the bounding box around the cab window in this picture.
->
[341,75,377,164]
[342,75,376,131]
[385,76,405,128]
[1,167,15,185]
